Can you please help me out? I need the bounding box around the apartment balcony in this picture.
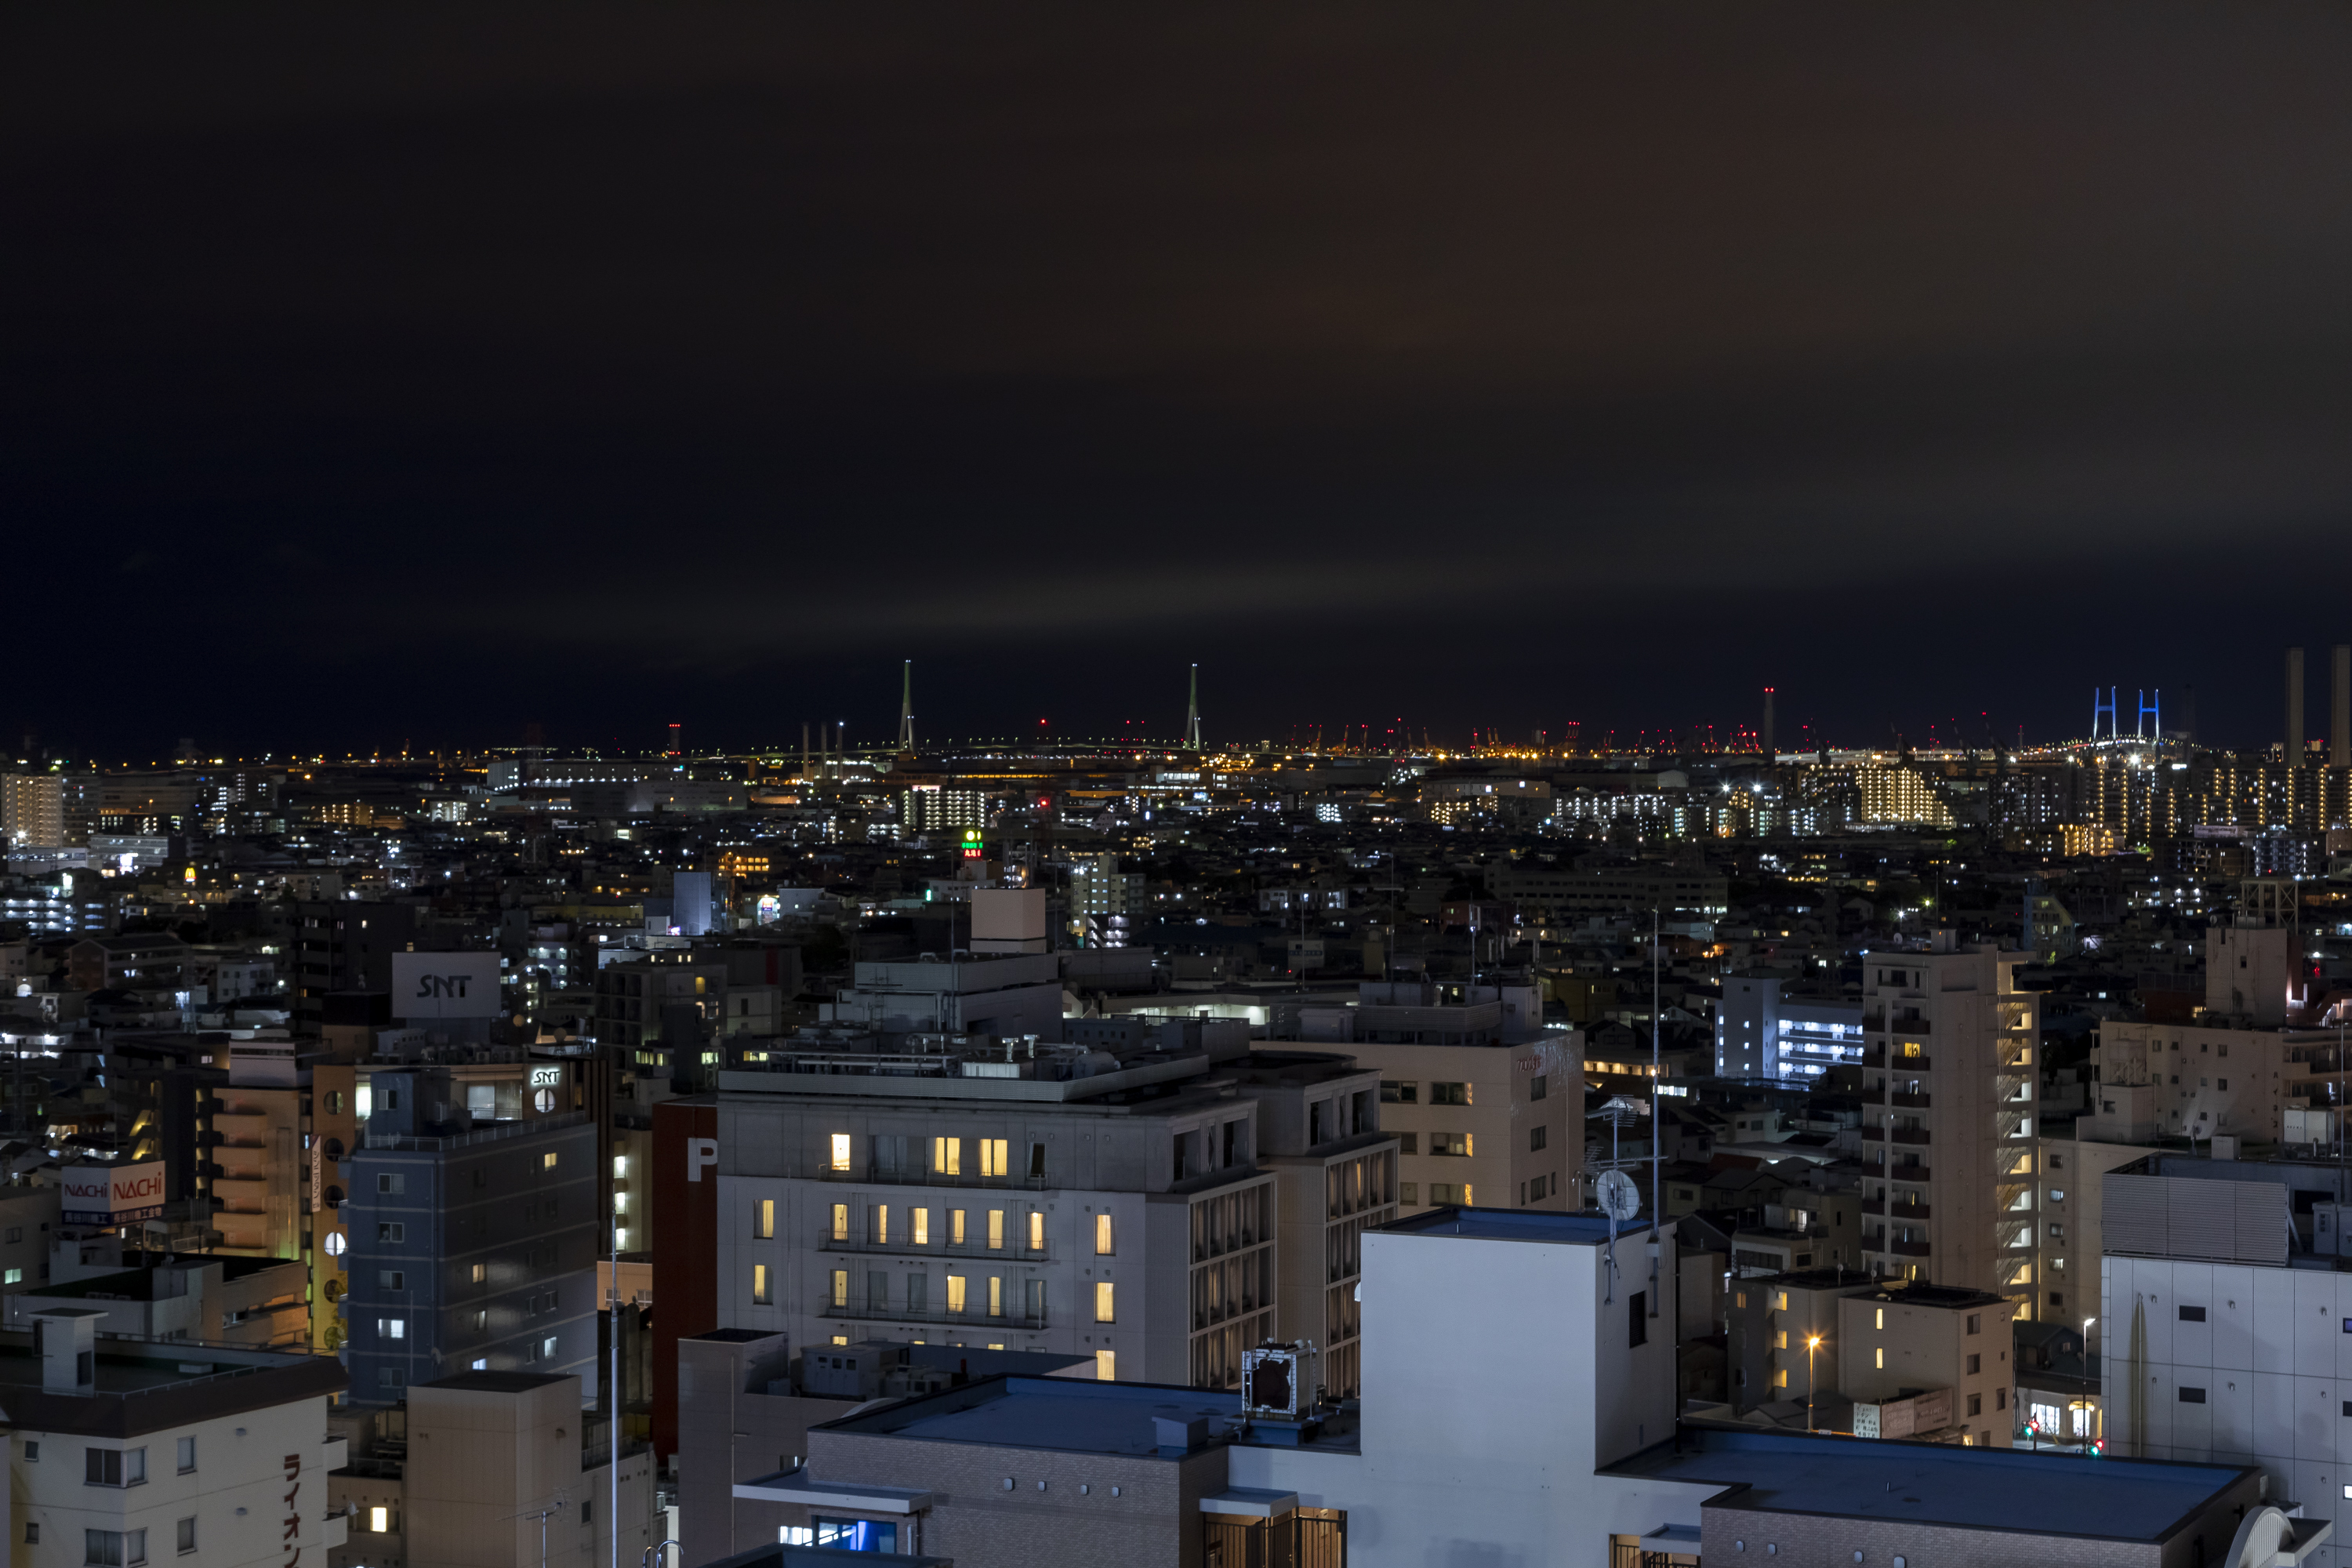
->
[1886,1165,1932,1184]
[818,1234,1049,1262]
[1889,1127,1931,1146]
[1887,1052,1933,1071]
[819,1167,1050,1191]
[816,1299,1049,1330]
[1889,1091,1932,1109]
[1860,1127,1883,1142]
[1890,1239,1933,1258]
[1883,1201,1931,1221]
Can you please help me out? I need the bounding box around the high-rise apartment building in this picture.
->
[1854,935,2047,1321]
[0,773,64,848]
[697,1029,1294,1396]
[343,1069,600,1403]
[1715,976,1864,1083]
[1067,855,1143,948]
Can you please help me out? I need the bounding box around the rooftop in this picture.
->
[818,1375,1358,1457]
[419,1369,575,1395]
[1380,1206,1662,1247]
[1609,1425,2249,1543]
[0,1330,343,1437]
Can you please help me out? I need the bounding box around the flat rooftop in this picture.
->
[1610,1425,2249,1542]
[420,1370,573,1395]
[1380,1207,1661,1246]
[820,1376,1357,1457]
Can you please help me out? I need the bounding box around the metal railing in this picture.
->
[815,1299,1049,1330]
[818,1165,1049,1191]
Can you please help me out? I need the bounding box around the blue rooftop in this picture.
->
[1381,1206,1661,1245]
[1608,1425,2251,1542]
[819,1375,1359,1457]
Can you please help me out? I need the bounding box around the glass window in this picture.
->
[1027,1210,1044,1251]
[1094,1214,1114,1255]
[376,1174,404,1196]
[175,1519,194,1555]
[1430,1082,1471,1106]
[753,1265,771,1305]
[951,1209,967,1247]
[176,1438,194,1475]
[932,1137,960,1176]
[912,1208,930,1247]
[541,1152,558,1171]
[873,1206,891,1246]
[376,1223,404,1244]
[1381,1081,1418,1104]
[946,1275,967,1314]
[1095,1281,1116,1323]
[830,1204,849,1243]
[369,1508,391,1534]
[979,1139,1008,1178]
[987,1210,1005,1251]
[829,1270,848,1308]
[757,1198,775,1240]
[830,1134,851,1172]
[988,1276,1004,1318]
[1530,1074,1548,1101]
[377,1319,405,1341]
[1095,1348,1116,1381]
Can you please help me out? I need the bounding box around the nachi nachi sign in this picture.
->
[60,1160,166,1225]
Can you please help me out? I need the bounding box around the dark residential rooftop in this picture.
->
[1608,1424,2251,1543]
[1379,1205,1662,1247]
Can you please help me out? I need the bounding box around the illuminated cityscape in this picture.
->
[11,5,2352,1565]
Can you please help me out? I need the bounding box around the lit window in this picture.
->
[913,1208,930,1247]
[542,1152,557,1171]
[951,1209,967,1247]
[988,1210,1005,1250]
[378,1319,405,1341]
[1095,1282,1116,1323]
[933,1137,960,1176]
[831,1134,851,1172]
[1028,1211,1044,1251]
[753,1265,771,1305]
[370,1508,390,1534]
[831,1204,848,1243]
[947,1275,967,1314]
[757,1198,775,1240]
[830,1270,848,1308]
[979,1139,1009,1178]
[1095,1214,1114,1255]
[1095,1349,1116,1381]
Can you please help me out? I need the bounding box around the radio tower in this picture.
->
[1185,664,1203,751]
[896,660,916,753]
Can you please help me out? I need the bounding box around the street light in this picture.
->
[1806,1334,1823,1434]
[2080,1316,2097,1450]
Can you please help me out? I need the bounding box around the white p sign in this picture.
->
[686,1138,719,1182]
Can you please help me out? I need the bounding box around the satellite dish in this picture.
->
[1597,1169,1642,1221]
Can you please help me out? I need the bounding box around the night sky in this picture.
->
[8,5,2352,758]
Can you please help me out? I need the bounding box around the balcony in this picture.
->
[816,1299,1048,1330]
[820,1166,1049,1191]
[819,1234,1048,1262]
[1887,1165,1932,1184]
[1890,1127,1931,1146]
[1860,1127,1883,1142]
[1889,1091,1932,1109]
[1890,1238,1932,1258]
[1883,1201,1931,1221]
[1888,1052,1933,1071]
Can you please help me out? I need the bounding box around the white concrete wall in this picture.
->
[2107,1252,2352,1567]
[1236,1221,1694,1567]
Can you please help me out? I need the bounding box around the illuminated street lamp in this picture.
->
[1806,1334,1824,1434]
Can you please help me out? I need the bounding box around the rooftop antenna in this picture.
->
[897,660,916,753]
[1185,664,1203,752]
[1650,905,1662,1317]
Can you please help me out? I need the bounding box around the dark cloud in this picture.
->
[5,2,2350,756]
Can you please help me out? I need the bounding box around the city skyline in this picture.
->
[11,7,2352,756]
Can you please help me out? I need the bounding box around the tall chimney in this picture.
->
[2334,644,2350,769]
[2286,647,2306,760]
[1762,688,1777,760]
